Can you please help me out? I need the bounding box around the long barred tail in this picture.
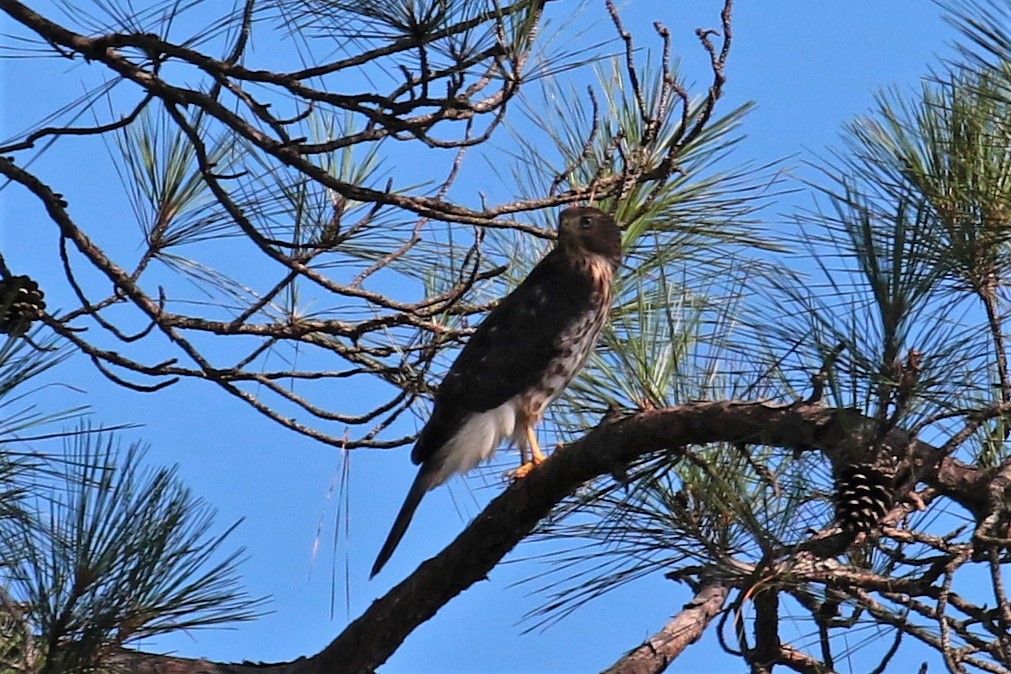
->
[371,468,435,578]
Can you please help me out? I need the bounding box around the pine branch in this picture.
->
[601,579,730,674]
[74,399,999,674]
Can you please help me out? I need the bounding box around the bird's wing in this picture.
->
[373,250,605,576]
[411,250,597,465]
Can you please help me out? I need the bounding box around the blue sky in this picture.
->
[0,1,961,672]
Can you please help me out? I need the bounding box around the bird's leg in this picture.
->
[510,423,545,480]
[527,423,546,463]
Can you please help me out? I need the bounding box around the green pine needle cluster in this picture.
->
[0,334,264,674]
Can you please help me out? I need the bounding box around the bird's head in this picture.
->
[556,206,622,266]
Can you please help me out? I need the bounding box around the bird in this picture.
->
[371,206,622,577]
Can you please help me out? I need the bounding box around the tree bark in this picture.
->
[601,580,729,674]
[776,644,837,674]
[88,401,995,674]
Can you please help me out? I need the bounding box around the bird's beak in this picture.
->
[556,216,580,252]
[557,215,573,237]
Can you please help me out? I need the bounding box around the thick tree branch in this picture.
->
[750,588,781,674]
[602,580,729,674]
[91,399,999,673]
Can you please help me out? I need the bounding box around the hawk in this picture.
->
[371,206,622,577]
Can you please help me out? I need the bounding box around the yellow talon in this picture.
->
[509,423,546,480]
[510,455,544,480]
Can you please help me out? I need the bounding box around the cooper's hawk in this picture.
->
[371,206,621,577]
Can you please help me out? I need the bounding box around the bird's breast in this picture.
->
[519,292,610,423]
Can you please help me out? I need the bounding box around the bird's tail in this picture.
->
[370,468,434,578]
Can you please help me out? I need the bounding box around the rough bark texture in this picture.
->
[95,400,994,674]
[601,581,730,674]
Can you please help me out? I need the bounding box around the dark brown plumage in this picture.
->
[371,206,621,577]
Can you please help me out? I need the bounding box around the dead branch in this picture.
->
[602,580,729,674]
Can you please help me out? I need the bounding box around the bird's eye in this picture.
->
[579,215,593,229]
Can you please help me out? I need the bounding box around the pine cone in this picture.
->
[833,463,893,534]
[0,275,46,336]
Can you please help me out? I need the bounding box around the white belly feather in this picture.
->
[427,398,524,488]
